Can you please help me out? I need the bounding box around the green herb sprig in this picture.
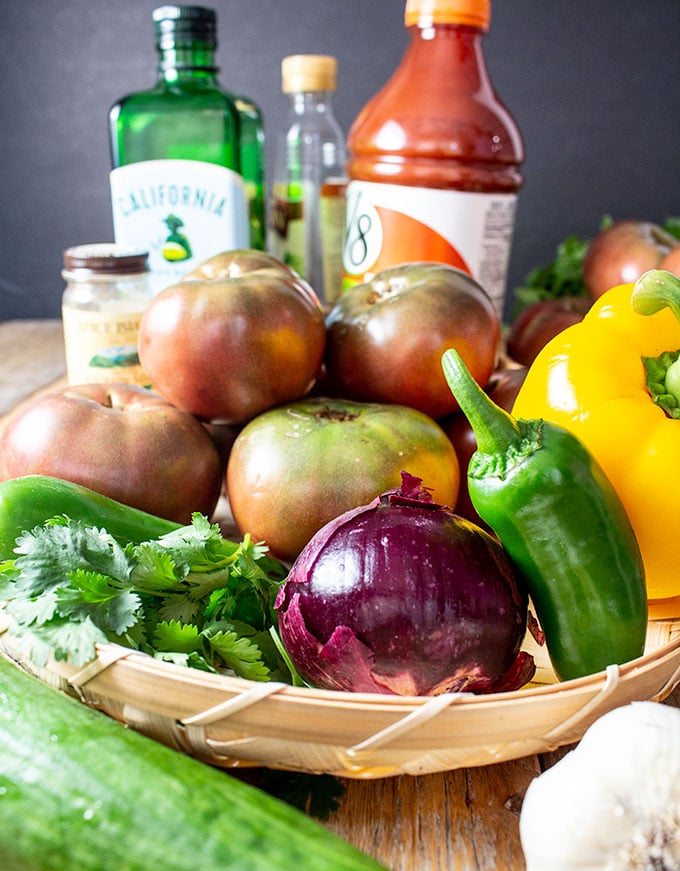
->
[0,514,290,681]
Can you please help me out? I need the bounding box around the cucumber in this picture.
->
[0,656,384,871]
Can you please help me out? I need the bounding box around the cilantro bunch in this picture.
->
[0,514,292,682]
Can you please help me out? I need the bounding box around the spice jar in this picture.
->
[61,244,153,387]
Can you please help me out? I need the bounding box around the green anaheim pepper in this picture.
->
[0,475,181,561]
[441,349,648,682]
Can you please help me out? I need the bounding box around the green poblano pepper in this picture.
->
[0,475,180,561]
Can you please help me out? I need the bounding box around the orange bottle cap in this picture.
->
[404,0,491,30]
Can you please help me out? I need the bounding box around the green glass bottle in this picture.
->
[109,5,265,293]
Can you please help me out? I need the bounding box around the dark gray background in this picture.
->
[2,1,679,322]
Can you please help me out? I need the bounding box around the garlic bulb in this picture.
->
[519,701,680,870]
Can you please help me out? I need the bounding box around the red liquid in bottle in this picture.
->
[342,0,524,315]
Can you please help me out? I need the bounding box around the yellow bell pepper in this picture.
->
[513,269,680,618]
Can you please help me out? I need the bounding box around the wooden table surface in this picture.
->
[2,318,679,871]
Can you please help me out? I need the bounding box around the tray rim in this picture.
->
[2,616,679,778]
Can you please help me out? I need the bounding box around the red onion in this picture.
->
[275,473,534,696]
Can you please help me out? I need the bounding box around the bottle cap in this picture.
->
[405,0,490,30]
[281,55,338,94]
[63,245,149,276]
[153,5,217,49]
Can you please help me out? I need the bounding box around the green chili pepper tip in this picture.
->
[441,349,522,455]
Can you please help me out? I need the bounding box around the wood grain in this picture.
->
[0,319,66,416]
[324,756,539,871]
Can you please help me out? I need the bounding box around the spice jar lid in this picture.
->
[281,55,338,94]
[63,244,150,275]
[405,0,490,30]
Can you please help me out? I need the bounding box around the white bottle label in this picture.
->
[343,181,517,316]
[110,159,250,294]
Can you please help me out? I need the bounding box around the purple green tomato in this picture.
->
[324,263,501,420]
[138,249,327,425]
[225,397,460,563]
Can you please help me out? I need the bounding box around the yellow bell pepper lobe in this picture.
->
[513,270,680,617]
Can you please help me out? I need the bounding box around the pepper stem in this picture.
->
[665,357,680,402]
[631,269,680,321]
[441,349,522,454]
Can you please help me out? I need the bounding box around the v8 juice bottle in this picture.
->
[342,0,524,317]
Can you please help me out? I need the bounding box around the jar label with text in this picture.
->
[110,159,249,294]
[343,181,517,316]
[62,305,150,387]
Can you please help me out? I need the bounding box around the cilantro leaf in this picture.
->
[663,216,680,241]
[9,521,131,598]
[206,624,273,681]
[56,572,141,637]
[131,544,184,592]
[155,592,202,625]
[153,514,239,575]
[0,560,19,597]
[154,649,217,673]
[5,587,60,626]
[152,619,201,654]
[0,514,290,683]
[13,616,111,667]
[512,233,590,316]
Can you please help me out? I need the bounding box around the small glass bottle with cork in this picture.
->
[268,54,347,306]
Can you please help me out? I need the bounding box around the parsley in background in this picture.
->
[664,216,680,241]
[512,232,591,315]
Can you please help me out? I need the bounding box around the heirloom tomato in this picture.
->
[0,384,222,523]
[583,220,677,300]
[226,397,460,563]
[661,243,680,276]
[324,263,500,419]
[507,297,591,367]
[138,249,327,425]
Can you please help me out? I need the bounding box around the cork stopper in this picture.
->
[281,55,338,94]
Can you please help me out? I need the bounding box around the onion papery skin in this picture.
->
[275,484,531,696]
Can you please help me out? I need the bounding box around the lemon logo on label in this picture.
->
[162,214,192,262]
[162,241,191,261]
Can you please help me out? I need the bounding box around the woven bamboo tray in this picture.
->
[2,616,679,779]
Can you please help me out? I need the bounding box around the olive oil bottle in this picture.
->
[109,5,265,294]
